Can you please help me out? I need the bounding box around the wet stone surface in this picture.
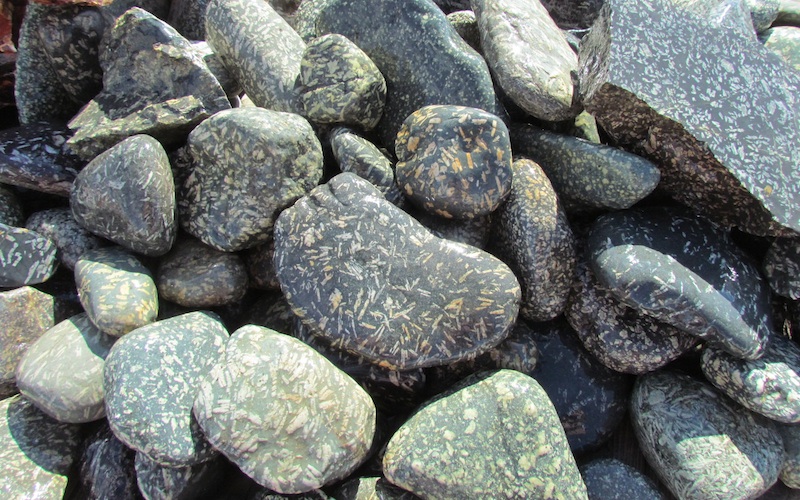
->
[580,458,666,500]
[0,223,59,287]
[26,207,107,270]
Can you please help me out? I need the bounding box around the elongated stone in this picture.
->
[0,224,59,287]
[26,207,107,270]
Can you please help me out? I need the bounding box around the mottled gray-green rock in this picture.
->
[193,325,376,494]
[472,0,579,121]
[168,0,211,40]
[135,452,225,500]
[179,107,323,252]
[67,7,230,160]
[776,0,800,25]
[205,0,305,113]
[274,173,521,370]
[78,424,139,500]
[26,208,107,270]
[0,186,23,227]
[447,10,482,53]
[580,458,666,500]
[16,313,115,423]
[383,370,588,499]
[300,34,386,130]
[74,247,159,337]
[748,0,780,31]
[669,0,758,40]
[70,134,176,257]
[510,124,661,212]
[762,26,800,71]
[0,395,82,500]
[764,237,800,299]
[104,311,228,467]
[778,423,800,489]
[395,105,512,219]
[292,0,335,42]
[632,371,783,499]
[0,224,59,287]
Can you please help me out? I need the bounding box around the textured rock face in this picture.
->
[193,325,376,494]
[26,208,107,270]
[763,236,800,300]
[0,223,59,287]
[383,370,588,499]
[168,0,211,40]
[579,0,800,237]
[274,173,521,370]
[0,187,23,227]
[580,458,666,500]
[135,452,225,500]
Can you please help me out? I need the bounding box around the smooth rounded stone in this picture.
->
[66,7,231,161]
[762,25,800,70]
[472,0,579,121]
[765,237,800,300]
[413,210,492,249]
[193,325,376,493]
[538,0,605,29]
[78,423,139,500]
[702,334,800,423]
[331,476,420,499]
[633,370,784,499]
[70,134,176,256]
[0,223,58,287]
[157,237,248,307]
[383,370,588,499]
[329,127,406,208]
[135,452,225,500]
[205,0,305,113]
[104,311,228,467]
[395,105,512,219]
[168,0,211,40]
[510,124,661,212]
[245,238,281,291]
[299,34,386,130]
[566,252,699,374]
[778,423,800,489]
[580,458,666,500]
[191,41,244,100]
[0,122,83,196]
[588,207,774,360]
[26,207,107,270]
[317,0,504,148]
[0,395,82,499]
[447,10,481,53]
[0,186,23,226]
[491,158,576,322]
[16,312,115,423]
[274,173,521,370]
[179,107,323,252]
[74,247,158,337]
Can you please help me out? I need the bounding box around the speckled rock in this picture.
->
[510,124,661,212]
[447,10,481,53]
[329,127,406,208]
[0,186,23,226]
[274,173,521,370]
[413,210,493,249]
[395,105,512,219]
[67,7,230,160]
[588,207,774,360]
[135,452,225,500]
[764,237,800,300]
[491,158,576,322]
[762,26,800,71]
[16,313,115,423]
[245,293,300,336]
[580,458,666,500]
[317,0,504,147]
[205,0,305,113]
[331,476,419,499]
[26,207,107,270]
[179,107,323,252]
[539,0,605,29]
[193,325,376,494]
[0,223,59,287]
[0,122,83,196]
[104,311,228,466]
[383,370,588,499]
[77,423,138,500]
[70,134,176,256]
[157,237,248,307]
[748,0,780,32]
[191,41,244,101]
[578,0,800,236]
[670,0,757,40]
[632,370,783,499]
[74,247,158,337]
[778,423,800,489]
[299,34,386,129]
[571,110,602,143]
[292,0,334,42]
[472,0,579,121]
[168,0,211,40]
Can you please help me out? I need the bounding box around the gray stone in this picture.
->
[274,173,521,370]
[580,458,666,500]
[0,186,23,227]
[179,107,323,252]
[764,236,800,300]
[0,223,59,287]
[383,370,588,499]
[776,0,800,25]
[631,370,783,499]
[447,10,482,53]
[168,0,211,40]
[135,452,225,500]
[78,424,139,500]
[778,423,800,489]
[292,0,335,43]
[26,208,107,270]
[762,26,800,71]
[193,325,376,494]
[472,0,580,121]
[104,311,228,466]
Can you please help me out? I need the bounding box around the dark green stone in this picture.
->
[0,224,58,287]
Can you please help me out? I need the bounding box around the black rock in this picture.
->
[539,0,605,29]
[78,424,140,500]
[579,458,666,500]
[0,186,23,227]
[0,223,58,287]
[764,236,800,300]
[244,238,281,291]
[26,207,107,270]
[168,0,211,40]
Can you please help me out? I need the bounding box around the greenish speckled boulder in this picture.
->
[0,186,23,227]
[179,107,323,252]
[274,173,521,370]
[761,27,800,71]
[763,236,800,300]
[70,134,176,257]
[0,224,59,287]
[135,452,226,500]
[669,0,757,40]
[193,325,376,494]
[632,371,783,500]
[74,247,159,337]
[748,0,780,32]
[104,311,228,467]
[16,313,116,423]
[316,0,504,147]
[26,207,107,270]
[580,458,666,500]
[510,124,661,212]
[78,424,139,500]
[778,423,800,489]
[299,34,386,130]
[383,370,588,499]
[395,105,512,219]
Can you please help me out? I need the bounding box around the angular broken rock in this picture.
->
[274,173,521,370]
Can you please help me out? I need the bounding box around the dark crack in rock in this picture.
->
[413,210,493,249]
[778,423,800,489]
[538,0,605,29]
[383,370,588,499]
[26,207,107,270]
[274,173,521,370]
[193,325,376,494]
[78,424,139,500]
[580,458,666,500]
[764,236,800,300]
[245,237,281,291]
[0,186,23,226]
[395,105,512,220]
[588,207,774,360]
[104,311,228,467]
[331,476,420,499]
[191,41,244,101]
[135,452,225,500]
[761,26,800,71]
[168,0,211,40]
[447,10,481,53]
[0,223,58,287]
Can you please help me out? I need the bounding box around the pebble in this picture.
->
[0,223,59,287]
[778,423,800,489]
[0,186,23,226]
[762,26,800,72]
[26,207,107,270]
[135,452,226,500]
[193,325,376,494]
[77,424,139,500]
[580,458,666,500]
[764,236,800,300]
